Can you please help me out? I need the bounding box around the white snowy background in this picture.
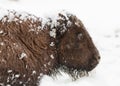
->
[0,0,120,86]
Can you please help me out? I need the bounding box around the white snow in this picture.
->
[19,52,27,59]
[50,42,55,46]
[0,0,120,86]
[50,54,54,59]
[0,8,8,20]
[32,70,36,75]
[49,29,56,38]
[0,30,4,34]
[0,8,38,23]
[15,74,20,78]
[0,42,4,46]
[7,70,13,73]
[6,84,11,86]
[40,10,72,34]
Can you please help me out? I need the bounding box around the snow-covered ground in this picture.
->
[0,0,120,86]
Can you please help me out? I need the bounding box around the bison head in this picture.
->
[52,13,100,79]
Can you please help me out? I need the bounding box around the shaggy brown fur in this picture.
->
[0,9,100,86]
[0,10,58,86]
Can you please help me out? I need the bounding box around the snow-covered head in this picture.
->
[51,12,100,79]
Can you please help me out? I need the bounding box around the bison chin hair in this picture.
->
[50,65,89,81]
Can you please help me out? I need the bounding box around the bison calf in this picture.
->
[0,8,100,86]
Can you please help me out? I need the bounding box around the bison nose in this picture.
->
[89,55,100,71]
[93,53,100,62]
[93,55,100,64]
[96,55,100,62]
